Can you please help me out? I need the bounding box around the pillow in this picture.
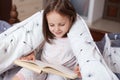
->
[0,20,11,33]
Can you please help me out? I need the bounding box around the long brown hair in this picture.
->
[42,0,76,43]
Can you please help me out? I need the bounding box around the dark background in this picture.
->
[0,0,12,22]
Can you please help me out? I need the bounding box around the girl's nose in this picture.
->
[55,26,60,31]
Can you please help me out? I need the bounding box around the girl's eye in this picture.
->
[59,24,65,26]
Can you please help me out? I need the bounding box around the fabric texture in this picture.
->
[67,14,119,80]
[0,20,11,33]
[0,11,119,80]
[96,33,120,74]
[41,38,76,65]
[103,33,120,73]
[0,11,44,74]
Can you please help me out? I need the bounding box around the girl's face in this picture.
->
[46,11,71,38]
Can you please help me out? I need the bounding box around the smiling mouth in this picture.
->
[55,32,62,35]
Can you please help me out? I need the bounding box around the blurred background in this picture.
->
[0,0,120,32]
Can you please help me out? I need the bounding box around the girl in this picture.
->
[12,0,80,80]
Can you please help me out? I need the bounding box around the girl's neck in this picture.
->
[55,37,67,39]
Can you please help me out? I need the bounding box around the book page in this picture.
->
[32,60,75,74]
[33,60,78,79]
[23,60,48,68]
[14,60,78,79]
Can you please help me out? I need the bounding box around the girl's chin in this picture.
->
[54,35,63,38]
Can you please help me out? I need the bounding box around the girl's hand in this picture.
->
[20,51,35,61]
[74,64,81,78]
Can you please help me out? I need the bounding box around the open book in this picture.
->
[14,60,78,79]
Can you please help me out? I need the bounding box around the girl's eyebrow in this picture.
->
[48,23,54,24]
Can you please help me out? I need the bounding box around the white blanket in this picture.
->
[0,11,119,80]
[67,15,119,80]
[0,11,44,74]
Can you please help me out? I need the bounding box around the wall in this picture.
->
[87,0,105,26]
[70,0,89,17]
[12,0,43,21]
[92,0,105,23]
[13,0,105,25]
